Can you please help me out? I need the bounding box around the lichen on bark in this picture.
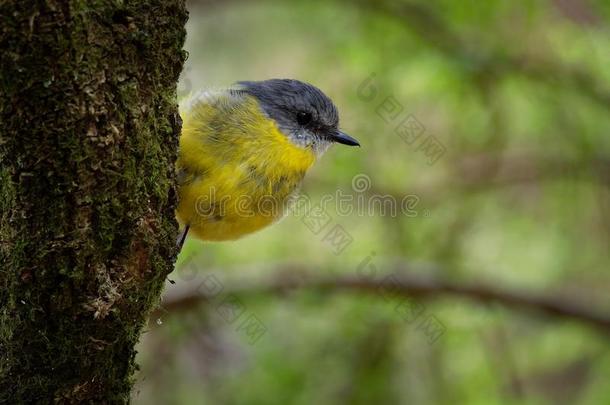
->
[0,1,188,402]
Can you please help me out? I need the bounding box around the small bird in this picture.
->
[175,79,359,246]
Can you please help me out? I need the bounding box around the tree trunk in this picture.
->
[0,1,188,402]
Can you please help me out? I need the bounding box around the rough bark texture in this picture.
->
[0,1,188,403]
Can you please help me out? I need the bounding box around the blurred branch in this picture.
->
[451,153,610,187]
[553,0,601,26]
[158,267,610,336]
[328,153,610,207]
[438,153,610,199]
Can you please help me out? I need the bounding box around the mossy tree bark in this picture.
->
[0,1,188,402]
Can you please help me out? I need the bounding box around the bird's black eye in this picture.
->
[296,111,312,126]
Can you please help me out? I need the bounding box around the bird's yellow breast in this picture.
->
[176,92,316,241]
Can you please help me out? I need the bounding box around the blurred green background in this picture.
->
[134,1,610,404]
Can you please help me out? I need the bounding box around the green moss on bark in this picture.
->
[0,1,188,403]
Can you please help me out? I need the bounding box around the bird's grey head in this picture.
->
[235,79,359,154]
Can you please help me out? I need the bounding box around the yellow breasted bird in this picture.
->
[176,79,359,246]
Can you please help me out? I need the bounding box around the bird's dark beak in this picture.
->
[332,131,360,147]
